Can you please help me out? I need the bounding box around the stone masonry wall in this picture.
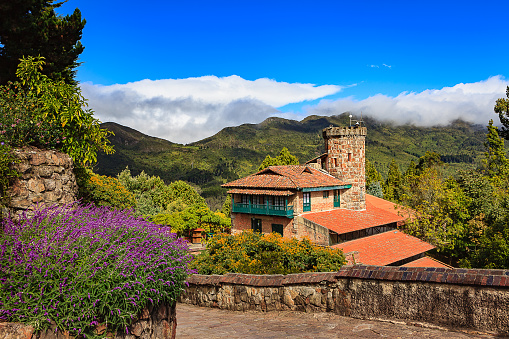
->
[180,265,509,335]
[0,302,176,339]
[323,127,366,210]
[3,147,78,219]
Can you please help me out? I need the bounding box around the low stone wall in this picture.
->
[0,302,176,339]
[180,265,509,335]
[4,147,77,219]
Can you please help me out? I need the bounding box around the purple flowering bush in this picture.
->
[0,204,194,337]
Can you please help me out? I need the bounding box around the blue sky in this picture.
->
[59,1,509,144]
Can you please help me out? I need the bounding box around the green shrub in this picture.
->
[191,231,346,275]
[80,171,136,210]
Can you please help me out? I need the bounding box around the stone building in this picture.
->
[222,125,449,268]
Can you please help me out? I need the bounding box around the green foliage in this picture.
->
[0,143,18,215]
[416,151,443,174]
[117,168,205,217]
[495,86,509,140]
[221,194,232,218]
[191,231,346,275]
[151,202,231,237]
[258,147,299,170]
[80,170,136,210]
[366,181,383,198]
[0,56,113,168]
[383,159,403,202]
[0,0,85,85]
[481,120,509,182]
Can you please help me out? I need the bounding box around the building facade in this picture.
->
[222,125,448,267]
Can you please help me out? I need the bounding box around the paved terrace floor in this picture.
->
[176,303,502,339]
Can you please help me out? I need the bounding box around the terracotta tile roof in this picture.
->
[226,188,294,196]
[302,198,406,234]
[222,165,348,190]
[366,194,413,221]
[401,256,453,269]
[331,230,435,266]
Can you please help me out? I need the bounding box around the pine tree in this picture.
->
[482,120,509,181]
[384,159,403,202]
[0,0,85,85]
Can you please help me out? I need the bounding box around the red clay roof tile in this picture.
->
[226,188,294,196]
[331,230,435,266]
[401,256,452,269]
[302,198,406,234]
[222,165,348,190]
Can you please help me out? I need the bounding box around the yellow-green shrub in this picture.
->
[81,171,136,210]
[191,231,346,275]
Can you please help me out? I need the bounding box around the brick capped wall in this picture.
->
[181,265,509,335]
[323,127,366,210]
[3,147,78,219]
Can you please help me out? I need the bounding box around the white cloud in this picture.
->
[81,76,342,144]
[307,76,509,127]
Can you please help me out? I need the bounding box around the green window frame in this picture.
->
[303,192,311,212]
[334,190,340,208]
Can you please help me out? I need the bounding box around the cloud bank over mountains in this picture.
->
[81,76,341,144]
[81,75,509,144]
[308,76,508,127]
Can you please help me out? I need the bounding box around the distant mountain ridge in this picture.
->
[96,114,489,209]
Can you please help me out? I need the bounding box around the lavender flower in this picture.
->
[0,203,194,337]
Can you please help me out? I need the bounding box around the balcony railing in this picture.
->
[232,202,294,218]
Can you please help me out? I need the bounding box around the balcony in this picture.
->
[232,202,294,218]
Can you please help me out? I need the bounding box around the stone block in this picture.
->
[28,178,45,193]
[38,166,54,177]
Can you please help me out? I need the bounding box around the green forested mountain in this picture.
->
[96,113,490,209]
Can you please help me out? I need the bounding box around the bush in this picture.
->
[80,171,136,210]
[191,231,346,275]
[0,204,194,337]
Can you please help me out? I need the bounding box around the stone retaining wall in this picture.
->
[180,265,509,335]
[3,147,77,219]
[0,302,176,339]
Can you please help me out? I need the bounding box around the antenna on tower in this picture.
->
[349,113,364,128]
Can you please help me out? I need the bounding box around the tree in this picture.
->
[0,0,85,85]
[383,159,403,202]
[416,151,443,174]
[481,120,509,182]
[0,56,113,168]
[495,86,509,140]
[258,147,299,170]
[366,160,383,198]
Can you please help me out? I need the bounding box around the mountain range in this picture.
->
[95,113,490,209]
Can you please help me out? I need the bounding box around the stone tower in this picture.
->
[322,126,366,210]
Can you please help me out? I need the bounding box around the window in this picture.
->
[251,218,262,233]
[323,191,329,199]
[303,192,311,212]
[273,196,284,210]
[241,195,249,204]
[334,190,340,208]
[348,153,352,161]
[272,224,283,236]
[252,195,264,206]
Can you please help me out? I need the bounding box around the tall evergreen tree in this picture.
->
[383,159,403,202]
[0,0,85,85]
[482,119,509,181]
[495,86,509,140]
